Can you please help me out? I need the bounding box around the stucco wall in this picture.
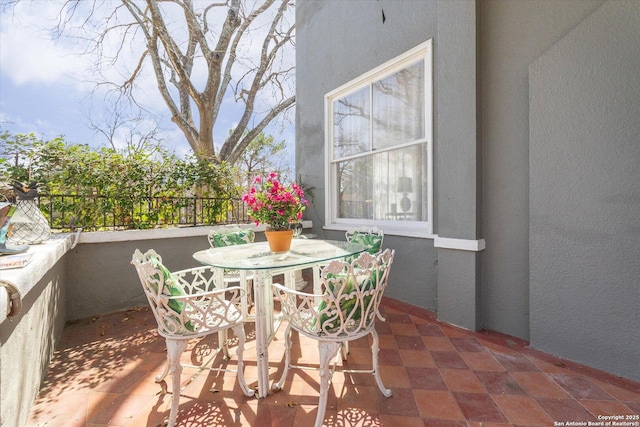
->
[297,0,444,312]
[529,0,640,382]
[0,252,68,427]
[434,1,482,331]
[67,234,223,320]
[478,0,605,339]
[297,0,638,381]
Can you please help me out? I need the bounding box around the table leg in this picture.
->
[294,269,307,291]
[252,270,270,398]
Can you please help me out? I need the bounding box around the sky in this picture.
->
[0,0,295,164]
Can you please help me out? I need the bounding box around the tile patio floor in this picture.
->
[26,292,640,427]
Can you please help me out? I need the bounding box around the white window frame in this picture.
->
[324,39,434,238]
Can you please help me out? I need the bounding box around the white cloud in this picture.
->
[0,2,90,86]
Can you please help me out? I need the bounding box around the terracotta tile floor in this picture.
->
[26,296,640,426]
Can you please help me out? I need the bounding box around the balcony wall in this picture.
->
[0,236,72,427]
[0,225,276,427]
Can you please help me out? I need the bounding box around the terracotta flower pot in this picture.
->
[265,229,294,252]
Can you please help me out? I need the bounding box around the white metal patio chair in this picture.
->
[131,249,254,427]
[311,225,386,365]
[208,226,256,318]
[346,226,387,322]
[272,249,395,427]
[312,226,384,295]
[345,226,384,255]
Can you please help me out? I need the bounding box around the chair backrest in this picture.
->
[208,226,255,248]
[131,249,242,337]
[275,249,395,338]
[132,249,194,335]
[345,226,384,255]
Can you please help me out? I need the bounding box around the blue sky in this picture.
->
[0,1,295,162]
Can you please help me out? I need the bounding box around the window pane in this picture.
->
[381,144,428,222]
[337,144,428,222]
[332,87,370,159]
[372,60,424,150]
[338,157,373,219]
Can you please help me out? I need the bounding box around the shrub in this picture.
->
[0,131,241,230]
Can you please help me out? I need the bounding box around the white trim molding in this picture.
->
[324,39,434,236]
[434,236,486,252]
[77,221,314,244]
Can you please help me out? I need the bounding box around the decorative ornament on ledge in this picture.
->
[8,182,51,245]
[0,198,29,255]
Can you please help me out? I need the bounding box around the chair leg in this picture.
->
[231,323,255,397]
[315,341,341,427]
[155,355,170,383]
[341,342,350,360]
[369,329,392,397]
[218,330,230,359]
[272,324,292,391]
[165,338,189,427]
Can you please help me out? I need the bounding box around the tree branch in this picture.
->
[227,94,294,165]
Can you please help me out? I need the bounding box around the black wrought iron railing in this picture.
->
[26,194,253,231]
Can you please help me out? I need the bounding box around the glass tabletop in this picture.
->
[193,239,366,270]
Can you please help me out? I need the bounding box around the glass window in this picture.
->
[333,86,370,158]
[372,61,424,150]
[326,40,433,235]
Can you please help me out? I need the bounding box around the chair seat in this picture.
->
[280,294,377,340]
[290,310,375,342]
[169,297,243,338]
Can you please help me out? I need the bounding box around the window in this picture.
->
[325,40,433,236]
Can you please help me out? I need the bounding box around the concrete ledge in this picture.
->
[77,220,313,243]
[0,234,75,324]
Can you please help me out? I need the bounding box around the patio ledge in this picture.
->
[77,220,312,243]
[0,221,315,322]
[0,234,75,324]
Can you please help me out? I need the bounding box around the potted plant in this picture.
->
[242,172,308,252]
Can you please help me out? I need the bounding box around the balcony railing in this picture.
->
[26,194,252,231]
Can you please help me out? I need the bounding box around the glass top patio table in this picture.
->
[192,238,366,399]
[192,238,366,271]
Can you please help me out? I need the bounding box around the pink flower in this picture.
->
[241,172,308,230]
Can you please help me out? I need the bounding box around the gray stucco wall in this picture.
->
[297,0,638,382]
[66,236,212,320]
[1,257,67,427]
[529,0,640,382]
[478,0,605,340]
[297,0,474,314]
[434,1,482,330]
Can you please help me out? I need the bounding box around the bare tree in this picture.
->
[89,101,163,154]
[52,0,296,163]
[234,131,289,187]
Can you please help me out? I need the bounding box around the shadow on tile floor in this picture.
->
[26,299,639,427]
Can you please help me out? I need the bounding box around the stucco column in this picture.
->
[435,0,484,331]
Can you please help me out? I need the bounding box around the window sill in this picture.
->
[323,223,437,239]
[323,224,486,251]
